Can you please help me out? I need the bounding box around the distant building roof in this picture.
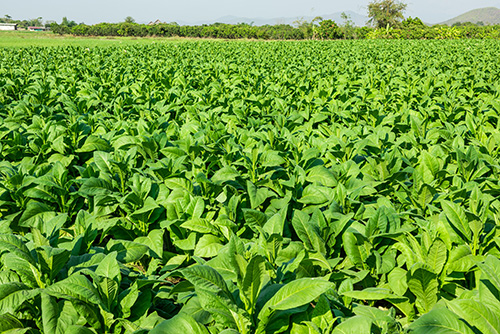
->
[148,19,163,25]
[0,23,17,26]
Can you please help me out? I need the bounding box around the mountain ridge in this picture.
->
[186,11,368,27]
[440,7,500,25]
[146,7,500,28]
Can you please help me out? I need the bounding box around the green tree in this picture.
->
[340,12,357,39]
[402,16,424,27]
[367,0,407,28]
[316,19,343,39]
[293,16,322,39]
[61,17,77,27]
[124,16,135,23]
[23,17,43,27]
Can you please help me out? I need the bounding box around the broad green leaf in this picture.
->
[150,313,210,334]
[181,218,218,235]
[186,197,205,219]
[119,282,139,319]
[0,313,24,332]
[135,229,164,259]
[106,239,149,263]
[477,255,500,291]
[427,239,447,274]
[0,234,34,264]
[306,166,337,187]
[311,295,334,332]
[76,136,111,153]
[93,151,114,174]
[247,181,274,209]
[173,233,197,251]
[441,201,472,242]
[408,266,438,314]
[79,177,113,196]
[366,206,398,236]
[65,326,96,334]
[242,209,268,230]
[332,315,372,334]
[180,296,212,324]
[419,151,440,184]
[194,234,223,258]
[263,206,287,236]
[45,274,104,308]
[112,135,141,150]
[18,201,55,228]
[260,278,332,313]
[42,293,59,334]
[342,288,397,300]
[388,267,408,296]
[1,329,31,334]
[256,279,332,333]
[183,265,231,295]
[2,254,41,289]
[211,166,240,184]
[408,308,474,334]
[241,255,267,312]
[183,265,240,329]
[298,185,329,205]
[36,246,71,281]
[342,231,366,268]
[164,177,193,192]
[95,252,120,281]
[352,304,399,331]
[0,282,40,314]
[219,330,241,334]
[292,210,326,254]
[446,299,500,334]
[290,322,322,334]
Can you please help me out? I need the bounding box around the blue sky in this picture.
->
[2,0,500,25]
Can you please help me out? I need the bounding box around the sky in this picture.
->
[2,0,500,25]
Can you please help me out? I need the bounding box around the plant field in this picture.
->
[0,40,500,333]
[0,31,182,48]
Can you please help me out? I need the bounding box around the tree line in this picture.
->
[0,15,46,29]
[3,0,500,40]
[49,19,500,40]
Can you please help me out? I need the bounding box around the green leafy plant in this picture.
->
[0,39,499,333]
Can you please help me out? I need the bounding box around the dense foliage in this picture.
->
[366,21,500,39]
[48,20,500,40]
[1,40,500,333]
[51,22,307,40]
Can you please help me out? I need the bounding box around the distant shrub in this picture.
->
[316,20,344,39]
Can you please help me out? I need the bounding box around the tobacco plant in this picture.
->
[0,40,500,333]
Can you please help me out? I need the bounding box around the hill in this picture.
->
[441,7,500,25]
